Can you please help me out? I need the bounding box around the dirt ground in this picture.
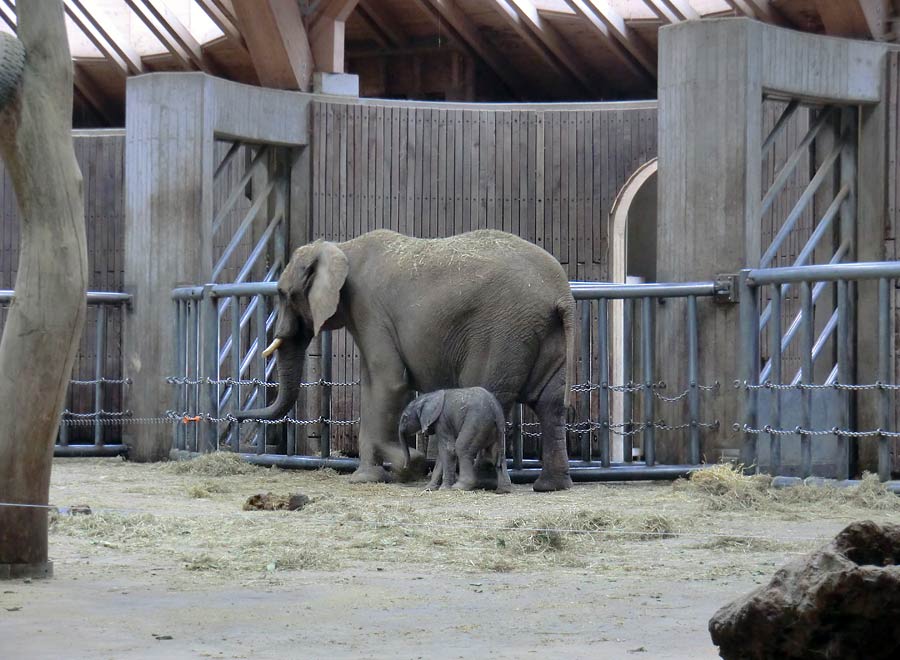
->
[2,457,899,659]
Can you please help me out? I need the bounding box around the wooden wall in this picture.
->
[0,131,126,442]
[308,98,658,454]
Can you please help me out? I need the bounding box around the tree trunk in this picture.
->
[0,1,88,579]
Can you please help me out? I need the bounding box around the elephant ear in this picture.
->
[307,242,349,336]
[418,391,446,433]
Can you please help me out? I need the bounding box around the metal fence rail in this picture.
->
[739,261,900,482]
[0,289,132,457]
[171,280,720,481]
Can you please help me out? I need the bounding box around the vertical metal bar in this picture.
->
[739,271,760,472]
[597,298,610,467]
[878,277,891,481]
[93,305,107,446]
[255,295,272,455]
[687,295,700,466]
[622,298,634,463]
[513,404,523,470]
[579,300,592,463]
[175,300,185,451]
[201,286,219,453]
[769,286,782,476]
[59,409,69,447]
[641,296,655,466]
[230,296,241,453]
[800,281,814,478]
[187,299,198,452]
[836,279,850,479]
[320,330,333,459]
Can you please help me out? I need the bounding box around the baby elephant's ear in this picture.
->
[419,390,446,432]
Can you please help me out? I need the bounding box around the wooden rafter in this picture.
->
[357,0,407,48]
[564,0,655,83]
[491,0,604,97]
[641,0,679,23]
[568,0,656,77]
[195,0,247,49]
[414,0,528,99]
[659,0,700,21]
[232,0,314,90]
[0,0,114,123]
[124,0,209,71]
[725,0,790,27]
[65,0,144,74]
[63,0,140,77]
[308,0,359,73]
[814,0,890,40]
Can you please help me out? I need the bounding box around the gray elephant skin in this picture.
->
[235,228,576,492]
[398,387,513,493]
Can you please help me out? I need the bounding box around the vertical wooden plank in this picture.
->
[584,112,594,278]
[437,109,447,239]
[536,111,545,251]
[339,104,348,243]
[551,111,563,262]
[375,105,385,229]
[415,108,425,238]
[517,110,529,243]
[398,106,408,236]
[454,110,464,236]
[576,111,586,279]
[391,105,401,232]
[502,112,512,235]
[510,111,520,237]
[405,107,416,237]
[367,106,377,234]
[427,109,437,238]
[421,108,431,238]
[493,112,503,233]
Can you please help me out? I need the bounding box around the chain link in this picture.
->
[62,409,130,418]
[166,376,359,388]
[70,377,132,386]
[736,380,900,392]
[735,423,900,438]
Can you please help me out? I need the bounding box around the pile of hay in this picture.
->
[161,452,263,477]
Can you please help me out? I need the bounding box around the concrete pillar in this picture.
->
[655,19,887,465]
[123,73,310,461]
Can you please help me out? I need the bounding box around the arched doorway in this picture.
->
[608,158,657,462]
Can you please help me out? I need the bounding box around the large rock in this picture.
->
[709,520,900,660]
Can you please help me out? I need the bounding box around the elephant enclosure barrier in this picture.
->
[167,277,722,482]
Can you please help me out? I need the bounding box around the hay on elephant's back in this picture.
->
[381,230,527,270]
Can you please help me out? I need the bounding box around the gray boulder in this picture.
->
[709,520,900,660]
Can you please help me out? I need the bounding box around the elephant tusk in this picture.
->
[262,337,283,358]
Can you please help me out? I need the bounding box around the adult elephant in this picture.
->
[236,229,576,491]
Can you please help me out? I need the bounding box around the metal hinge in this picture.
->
[714,273,739,304]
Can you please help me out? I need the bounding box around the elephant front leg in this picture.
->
[349,365,414,484]
[423,435,444,491]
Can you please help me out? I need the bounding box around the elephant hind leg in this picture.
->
[530,370,573,492]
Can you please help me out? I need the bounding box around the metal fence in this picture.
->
[170,280,721,482]
[0,289,132,457]
[738,261,900,482]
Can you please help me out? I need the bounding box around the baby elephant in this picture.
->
[398,387,513,494]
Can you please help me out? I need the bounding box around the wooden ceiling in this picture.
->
[0,1,897,126]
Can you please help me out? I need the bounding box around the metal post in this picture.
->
[836,279,850,479]
[579,301,592,463]
[187,299,198,452]
[622,298,634,463]
[687,295,700,466]
[641,296,655,466]
[598,298,610,467]
[255,295,271,455]
[201,285,219,453]
[93,304,106,446]
[768,286,782,476]
[174,300,185,451]
[513,404,523,470]
[739,270,759,472]
[320,330,333,459]
[800,281,814,478]
[230,296,241,453]
[878,277,891,482]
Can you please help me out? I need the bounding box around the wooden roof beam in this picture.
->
[569,0,656,77]
[658,0,700,21]
[725,0,791,27]
[195,0,247,49]
[357,0,407,48]
[308,0,359,73]
[415,0,529,99]
[232,0,314,90]
[492,0,604,97]
[814,0,891,40]
[0,2,115,124]
[132,0,212,70]
[62,1,135,77]
[641,0,679,23]
[68,0,144,75]
[564,0,655,83]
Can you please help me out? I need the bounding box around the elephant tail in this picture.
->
[492,398,508,470]
[557,296,576,409]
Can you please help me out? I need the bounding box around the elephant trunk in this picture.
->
[233,335,310,421]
